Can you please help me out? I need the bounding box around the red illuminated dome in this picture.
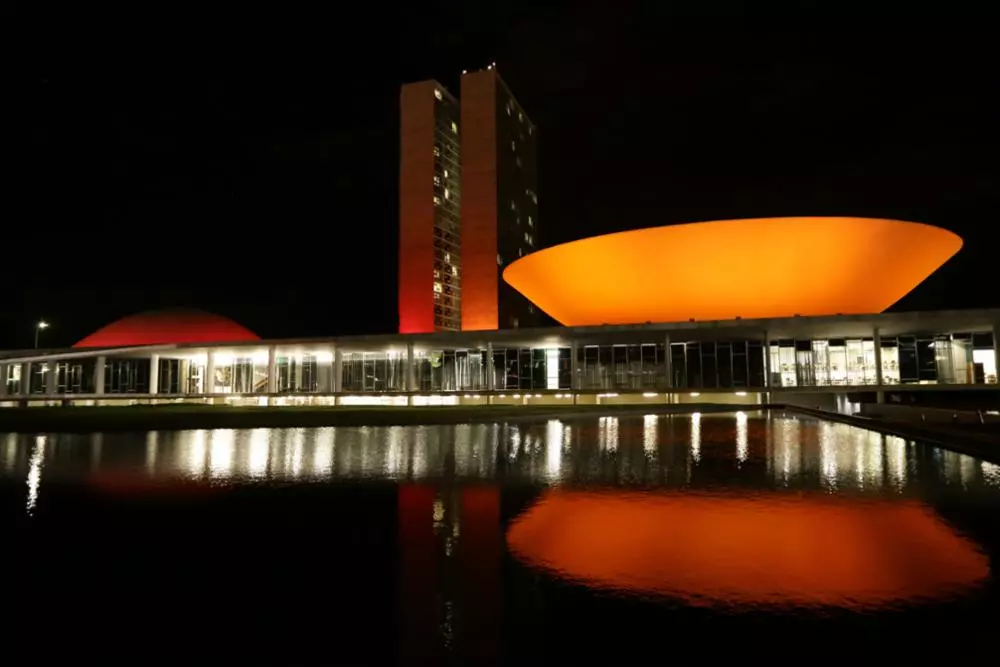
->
[74,309,260,348]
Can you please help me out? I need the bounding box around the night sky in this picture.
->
[8,5,997,350]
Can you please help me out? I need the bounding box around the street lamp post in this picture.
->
[34,321,49,349]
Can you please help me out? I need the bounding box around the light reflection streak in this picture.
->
[690,413,701,463]
[643,415,658,458]
[982,461,1000,487]
[186,430,207,479]
[885,435,908,490]
[26,435,47,514]
[598,417,619,453]
[208,430,236,479]
[546,420,563,480]
[735,411,748,464]
[312,427,334,479]
[819,421,838,490]
[248,429,271,478]
[3,433,17,471]
[145,432,159,475]
[385,426,404,477]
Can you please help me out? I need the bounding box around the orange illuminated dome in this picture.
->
[74,309,260,348]
[507,490,988,608]
[502,217,962,326]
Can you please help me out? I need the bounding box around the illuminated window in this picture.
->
[434,89,443,101]
[497,254,503,265]
[433,146,440,157]
[519,248,523,257]
[434,175,440,186]
[433,269,440,279]
[451,266,458,276]
[510,200,516,211]
[433,196,441,206]
[524,232,532,244]
[451,121,458,133]
[506,102,512,116]
[444,253,450,263]
[518,111,523,122]
[528,215,533,227]
[443,169,448,178]
[433,282,443,293]
[444,188,450,200]
[511,140,516,152]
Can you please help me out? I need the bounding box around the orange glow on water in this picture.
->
[506,490,988,608]
[502,217,962,326]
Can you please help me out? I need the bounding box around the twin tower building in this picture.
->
[399,67,541,333]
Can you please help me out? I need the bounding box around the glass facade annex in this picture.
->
[2,329,997,397]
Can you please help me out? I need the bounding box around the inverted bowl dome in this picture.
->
[502,217,962,326]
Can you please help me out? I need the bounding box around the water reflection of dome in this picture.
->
[506,490,988,609]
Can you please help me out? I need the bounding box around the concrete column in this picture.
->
[267,345,277,394]
[0,364,7,398]
[21,362,32,396]
[204,351,215,395]
[148,354,160,395]
[569,341,579,391]
[334,348,344,393]
[664,334,673,389]
[873,327,885,403]
[993,322,1000,385]
[763,332,771,389]
[406,340,416,392]
[45,359,57,395]
[486,342,494,391]
[94,356,105,395]
[293,355,303,392]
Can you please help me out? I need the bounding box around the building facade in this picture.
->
[3,310,998,410]
[460,68,540,331]
[399,80,462,333]
[399,68,539,334]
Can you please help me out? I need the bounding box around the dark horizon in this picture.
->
[8,8,997,349]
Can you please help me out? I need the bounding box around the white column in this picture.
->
[873,327,885,403]
[994,322,1000,385]
[664,334,672,389]
[293,355,303,392]
[763,332,772,389]
[148,354,160,395]
[334,348,343,393]
[204,351,215,394]
[486,342,495,391]
[94,356,105,395]
[21,362,32,396]
[45,359,57,395]
[569,341,579,391]
[406,340,416,392]
[267,345,277,393]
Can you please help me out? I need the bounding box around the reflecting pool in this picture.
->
[2,410,999,664]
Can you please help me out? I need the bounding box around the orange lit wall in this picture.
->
[502,217,963,326]
[507,490,988,608]
[459,71,499,331]
[398,82,439,333]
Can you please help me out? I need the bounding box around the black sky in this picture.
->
[8,4,998,349]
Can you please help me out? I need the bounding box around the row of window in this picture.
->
[4,334,996,396]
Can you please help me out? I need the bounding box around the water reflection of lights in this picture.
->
[735,411,748,464]
[598,417,619,453]
[4,433,17,471]
[819,421,838,489]
[145,432,159,475]
[643,415,657,458]
[209,430,236,479]
[885,435,908,490]
[982,462,1000,487]
[248,429,271,478]
[773,418,801,484]
[507,490,990,608]
[26,435,46,515]
[186,430,208,479]
[313,428,335,478]
[690,413,701,462]
[546,420,563,480]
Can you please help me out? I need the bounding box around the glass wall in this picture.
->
[493,348,571,391]
[342,352,408,392]
[768,332,995,387]
[3,364,22,395]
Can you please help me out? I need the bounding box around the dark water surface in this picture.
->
[3,410,1000,664]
